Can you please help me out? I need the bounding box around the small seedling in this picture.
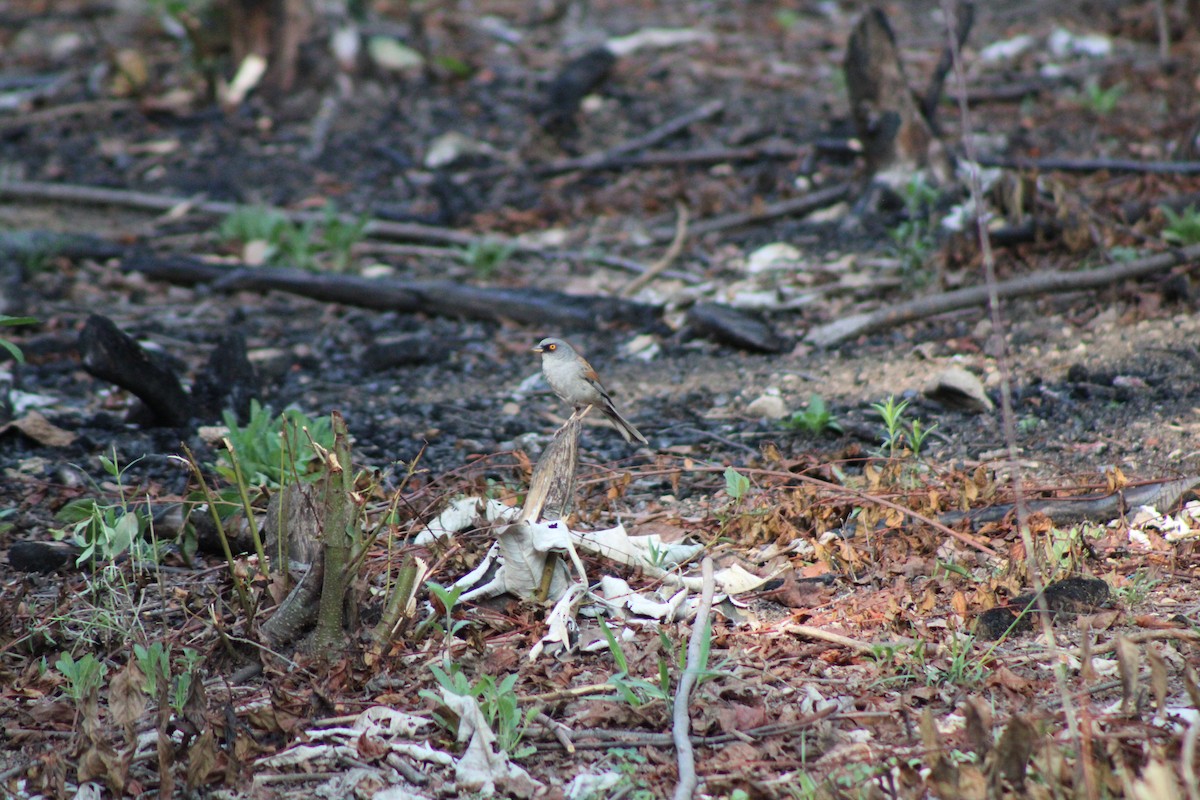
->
[424,581,469,671]
[1081,78,1125,116]
[421,665,538,758]
[216,399,335,488]
[783,394,842,435]
[724,467,750,504]
[0,315,36,363]
[219,203,366,272]
[133,642,203,714]
[871,395,937,459]
[458,239,516,278]
[54,450,155,567]
[56,652,108,702]
[888,177,941,279]
[1161,205,1200,246]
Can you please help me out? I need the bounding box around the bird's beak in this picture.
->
[531,345,544,353]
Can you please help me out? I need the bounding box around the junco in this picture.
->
[532,337,648,445]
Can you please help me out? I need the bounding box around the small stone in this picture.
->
[746,393,788,419]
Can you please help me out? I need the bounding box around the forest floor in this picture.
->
[2,0,1200,798]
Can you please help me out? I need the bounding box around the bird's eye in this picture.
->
[547,344,556,351]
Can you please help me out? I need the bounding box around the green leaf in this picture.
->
[724,467,750,501]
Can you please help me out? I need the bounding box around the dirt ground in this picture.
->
[2,0,1200,797]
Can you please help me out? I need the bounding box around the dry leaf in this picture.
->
[0,411,77,447]
[1115,636,1140,716]
[992,714,1036,786]
[109,659,147,744]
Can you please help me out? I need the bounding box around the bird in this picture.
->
[532,337,648,445]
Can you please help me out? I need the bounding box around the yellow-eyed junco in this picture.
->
[532,337,648,444]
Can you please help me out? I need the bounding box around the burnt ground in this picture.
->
[3,0,1200,798]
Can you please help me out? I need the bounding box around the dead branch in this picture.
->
[782,623,909,655]
[921,0,975,128]
[527,99,725,177]
[979,155,1200,175]
[79,314,191,427]
[649,182,852,242]
[671,557,714,800]
[805,243,1200,347]
[621,203,689,297]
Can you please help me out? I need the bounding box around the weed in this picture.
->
[423,581,469,671]
[54,450,155,567]
[219,206,291,251]
[773,9,801,30]
[933,632,987,687]
[133,642,203,714]
[888,177,941,279]
[871,395,937,459]
[55,652,108,702]
[596,617,671,707]
[421,665,538,758]
[1161,205,1200,246]
[1080,78,1125,116]
[219,203,366,272]
[216,399,335,488]
[458,239,516,278]
[0,315,36,363]
[607,748,657,800]
[783,394,842,435]
[724,466,751,504]
[1112,571,1160,606]
[597,617,725,709]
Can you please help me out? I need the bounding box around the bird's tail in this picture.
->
[603,403,648,445]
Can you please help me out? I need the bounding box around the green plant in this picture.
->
[55,652,108,702]
[219,204,366,272]
[783,394,842,435]
[423,581,469,671]
[216,399,335,488]
[871,395,937,459]
[219,206,291,251]
[1161,205,1200,246]
[872,395,908,457]
[888,177,941,278]
[421,666,538,758]
[724,466,750,504]
[0,315,36,363]
[933,632,987,687]
[317,204,368,272]
[596,618,671,707]
[607,748,655,800]
[1080,78,1125,116]
[133,642,203,714]
[458,239,516,278]
[54,451,155,567]
[1112,571,1160,606]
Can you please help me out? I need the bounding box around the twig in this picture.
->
[1183,710,1200,800]
[535,706,838,751]
[535,712,576,754]
[527,100,725,177]
[0,99,134,133]
[781,623,909,655]
[0,178,484,245]
[751,466,999,557]
[805,243,1200,346]
[671,557,715,800]
[651,182,852,242]
[921,0,974,127]
[0,178,696,280]
[621,202,689,297]
[977,155,1200,175]
[301,93,340,162]
[1083,628,1200,655]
